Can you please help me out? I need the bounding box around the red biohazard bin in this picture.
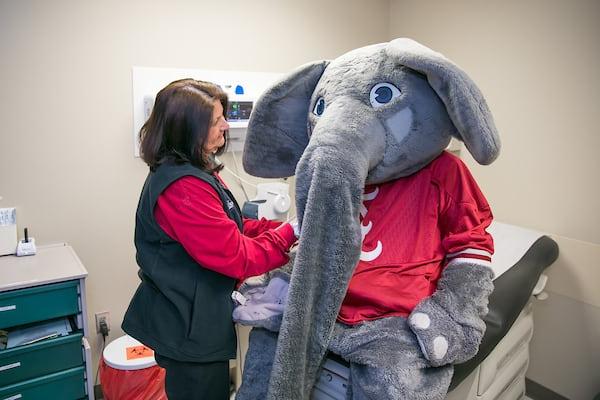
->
[99,335,167,400]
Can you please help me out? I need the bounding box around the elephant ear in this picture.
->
[388,38,500,164]
[242,61,329,177]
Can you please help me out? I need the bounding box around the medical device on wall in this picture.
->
[242,183,291,221]
[140,94,255,153]
[132,67,281,156]
[226,97,255,152]
[227,100,253,122]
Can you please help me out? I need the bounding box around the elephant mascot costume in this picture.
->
[234,38,501,400]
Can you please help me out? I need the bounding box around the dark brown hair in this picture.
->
[139,78,228,172]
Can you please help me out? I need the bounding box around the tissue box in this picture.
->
[0,208,18,256]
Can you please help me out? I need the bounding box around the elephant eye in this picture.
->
[313,97,326,116]
[369,83,401,108]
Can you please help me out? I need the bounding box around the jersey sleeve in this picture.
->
[436,157,494,267]
[154,176,296,280]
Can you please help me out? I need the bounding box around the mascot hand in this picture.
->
[408,262,494,367]
[408,295,484,367]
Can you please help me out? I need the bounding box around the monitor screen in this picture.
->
[227,101,253,121]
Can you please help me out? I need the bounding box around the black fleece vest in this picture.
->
[122,161,243,362]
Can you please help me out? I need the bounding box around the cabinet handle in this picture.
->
[3,394,22,400]
[0,362,21,372]
[0,305,16,312]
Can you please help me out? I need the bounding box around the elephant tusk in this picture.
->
[360,204,368,218]
[362,187,379,201]
[360,240,383,261]
[361,220,373,240]
[361,186,379,219]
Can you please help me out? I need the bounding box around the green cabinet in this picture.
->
[0,333,84,387]
[0,245,92,400]
[0,281,79,330]
[0,366,86,400]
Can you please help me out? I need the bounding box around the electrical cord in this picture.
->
[223,165,256,190]
[94,320,110,386]
[229,152,252,201]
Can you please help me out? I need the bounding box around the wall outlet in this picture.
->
[95,311,111,334]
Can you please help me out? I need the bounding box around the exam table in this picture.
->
[312,222,559,400]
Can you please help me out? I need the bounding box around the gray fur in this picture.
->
[387,38,500,164]
[239,317,455,400]
[308,48,457,183]
[408,262,495,367]
[268,143,367,399]
[329,318,453,400]
[243,61,329,178]
[347,362,452,400]
[236,328,278,400]
[240,38,500,399]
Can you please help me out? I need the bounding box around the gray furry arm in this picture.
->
[408,261,494,367]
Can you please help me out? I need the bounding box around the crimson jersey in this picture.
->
[154,174,296,281]
[338,151,494,325]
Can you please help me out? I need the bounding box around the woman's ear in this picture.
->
[387,38,500,165]
[243,61,329,178]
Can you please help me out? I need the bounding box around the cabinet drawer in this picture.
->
[0,333,84,387]
[0,282,79,330]
[0,366,85,400]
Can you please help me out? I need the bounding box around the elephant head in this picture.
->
[242,38,500,399]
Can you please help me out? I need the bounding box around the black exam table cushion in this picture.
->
[449,235,559,390]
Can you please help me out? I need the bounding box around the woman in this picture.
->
[122,79,297,400]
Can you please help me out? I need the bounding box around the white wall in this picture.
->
[0,0,389,374]
[388,1,600,398]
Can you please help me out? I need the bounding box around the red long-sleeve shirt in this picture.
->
[154,175,296,281]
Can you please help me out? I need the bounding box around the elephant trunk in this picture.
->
[267,100,386,399]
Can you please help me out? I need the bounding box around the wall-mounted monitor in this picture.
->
[132,67,281,156]
[227,101,253,122]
